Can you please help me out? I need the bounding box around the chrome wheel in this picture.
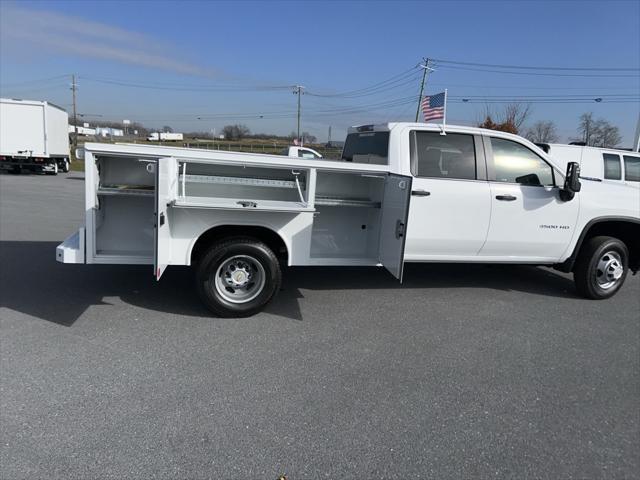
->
[595,250,624,290]
[214,255,266,304]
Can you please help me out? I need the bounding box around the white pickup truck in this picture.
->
[57,123,639,317]
[280,146,323,159]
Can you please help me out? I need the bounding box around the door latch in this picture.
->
[159,212,165,226]
[395,220,405,239]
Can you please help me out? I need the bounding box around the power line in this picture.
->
[305,65,420,98]
[434,64,639,78]
[432,58,640,72]
[78,76,294,92]
[0,74,72,87]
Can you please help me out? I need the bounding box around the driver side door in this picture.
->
[479,136,579,261]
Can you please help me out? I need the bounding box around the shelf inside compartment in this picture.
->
[98,185,154,197]
[315,196,381,208]
[180,173,304,190]
[172,196,314,212]
[177,164,310,206]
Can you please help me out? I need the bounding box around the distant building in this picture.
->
[69,125,96,136]
[95,127,124,137]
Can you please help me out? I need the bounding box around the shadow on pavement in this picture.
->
[0,241,578,326]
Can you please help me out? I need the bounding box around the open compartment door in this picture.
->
[155,157,178,280]
[379,173,412,281]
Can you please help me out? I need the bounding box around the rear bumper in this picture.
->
[56,227,85,264]
[0,160,56,171]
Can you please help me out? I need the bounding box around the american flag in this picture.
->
[421,92,446,122]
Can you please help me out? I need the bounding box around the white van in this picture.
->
[539,143,640,187]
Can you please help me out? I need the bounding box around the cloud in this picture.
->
[0,4,217,77]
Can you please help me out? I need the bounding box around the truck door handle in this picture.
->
[495,195,517,201]
[411,190,431,196]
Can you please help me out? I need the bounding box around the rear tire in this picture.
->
[61,159,70,173]
[45,163,58,175]
[574,236,628,299]
[195,237,281,317]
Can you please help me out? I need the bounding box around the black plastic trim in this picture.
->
[555,216,640,273]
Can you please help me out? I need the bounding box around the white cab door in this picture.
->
[155,157,178,280]
[404,130,491,260]
[479,136,579,260]
[379,173,412,281]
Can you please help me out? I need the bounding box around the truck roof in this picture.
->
[544,143,638,155]
[0,97,67,113]
[351,122,538,142]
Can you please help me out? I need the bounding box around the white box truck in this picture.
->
[57,123,639,317]
[0,98,70,174]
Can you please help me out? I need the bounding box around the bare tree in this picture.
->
[477,103,532,134]
[592,120,622,148]
[222,124,251,140]
[575,112,597,145]
[162,125,173,133]
[525,121,559,143]
[574,113,621,147]
[302,132,317,144]
[503,103,532,131]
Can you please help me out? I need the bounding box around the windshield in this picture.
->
[341,132,389,164]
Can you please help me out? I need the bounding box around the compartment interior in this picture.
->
[95,195,154,257]
[97,155,155,194]
[90,154,392,264]
[175,162,311,211]
[94,155,155,259]
[311,171,385,259]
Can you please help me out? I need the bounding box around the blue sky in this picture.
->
[1,0,638,144]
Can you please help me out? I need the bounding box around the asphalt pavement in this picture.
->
[1,171,638,479]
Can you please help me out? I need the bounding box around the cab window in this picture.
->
[410,131,476,180]
[298,150,319,159]
[490,137,554,186]
[602,153,622,180]
[623,155,640,182]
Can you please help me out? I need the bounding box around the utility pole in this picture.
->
[634,111,640,152]
[71,74,78,153]
[328,125,332,145]
[293,85,304,143]
[415,59,434,122]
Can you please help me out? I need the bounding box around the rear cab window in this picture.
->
[342,131,389,164]
[409,131,477,180]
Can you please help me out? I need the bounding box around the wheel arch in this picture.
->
[189,224,289,266]
[557,216,640,273]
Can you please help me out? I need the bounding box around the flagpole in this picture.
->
[440,89,448,135]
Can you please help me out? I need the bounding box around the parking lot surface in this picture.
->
[1,172,639,479]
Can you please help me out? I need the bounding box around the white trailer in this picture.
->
[148,132,184,141]
[0,98,70,174]
[57,123,639,317]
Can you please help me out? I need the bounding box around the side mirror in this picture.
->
[560,161,581,201]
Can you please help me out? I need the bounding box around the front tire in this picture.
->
[195,237,282,317]
[574,236,629,299]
